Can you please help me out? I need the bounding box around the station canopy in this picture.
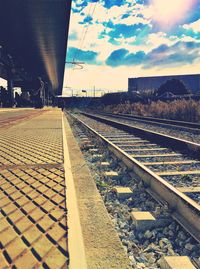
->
[0,0,71,95]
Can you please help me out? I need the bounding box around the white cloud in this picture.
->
[93,4,128,23]
[120,15,149,26]
[140,5,154,20]
[123,36,137,43]
[86,2,150,26]
[183,19,200,32]
[180,35,199,42]
[147,32,177,49]
[67,0,154,62]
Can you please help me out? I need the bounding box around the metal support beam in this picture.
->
[7,72,14,107]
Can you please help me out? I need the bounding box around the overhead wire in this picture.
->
[74,3,93,60]
[65,1,99,95]
[73,1,98,61]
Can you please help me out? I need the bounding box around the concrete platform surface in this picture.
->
[0,109,68,269]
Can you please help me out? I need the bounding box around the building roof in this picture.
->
[129,74,200,80]
[0,0,71,94]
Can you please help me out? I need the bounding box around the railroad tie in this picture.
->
[131,211,156,230]
[142,160,200,166]
[113,187,133,199]
[104,171,119,178]
[126,147,167,152]
[92,154,103,161]
[176,187,200,193]
[132,153,182,158]
[112,139,149,143]
[120,143,157,147]
[157,170,200,176]
[89,148,99,153]
[100,162,110,167]
[159,256,196,269]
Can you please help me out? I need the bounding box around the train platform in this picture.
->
[0,108,131,269]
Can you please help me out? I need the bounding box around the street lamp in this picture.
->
[82,90,87,97]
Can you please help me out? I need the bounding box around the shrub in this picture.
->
[103,100,200,122]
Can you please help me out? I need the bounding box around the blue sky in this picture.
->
[64,0,200,93]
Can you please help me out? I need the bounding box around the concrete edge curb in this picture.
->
[62,113,88,269]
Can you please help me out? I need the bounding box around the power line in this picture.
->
[74,1,98,61]
[79,2,98,51]
[74,3,93,60]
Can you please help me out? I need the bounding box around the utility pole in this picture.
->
[93,86,95,98]
[47,89,49,106]
[43,85,45,106]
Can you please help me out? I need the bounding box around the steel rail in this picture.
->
[96,111,200,131]
[68,112,200,243]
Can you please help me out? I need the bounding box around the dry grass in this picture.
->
[104,100,200,122]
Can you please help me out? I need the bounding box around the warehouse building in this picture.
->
[128,74,200,94]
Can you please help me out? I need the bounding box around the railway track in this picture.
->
[91,111,200,145]
[82,111,200,158]
[67,111,200,246]
[96,111,200,132]
[67,112,200,269]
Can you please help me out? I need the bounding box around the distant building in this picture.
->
[128,74,200,94]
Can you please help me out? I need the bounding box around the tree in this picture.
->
[157,79,189,96]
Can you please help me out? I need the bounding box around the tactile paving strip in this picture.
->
[0,110,68,269]
[0,129,63,165]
